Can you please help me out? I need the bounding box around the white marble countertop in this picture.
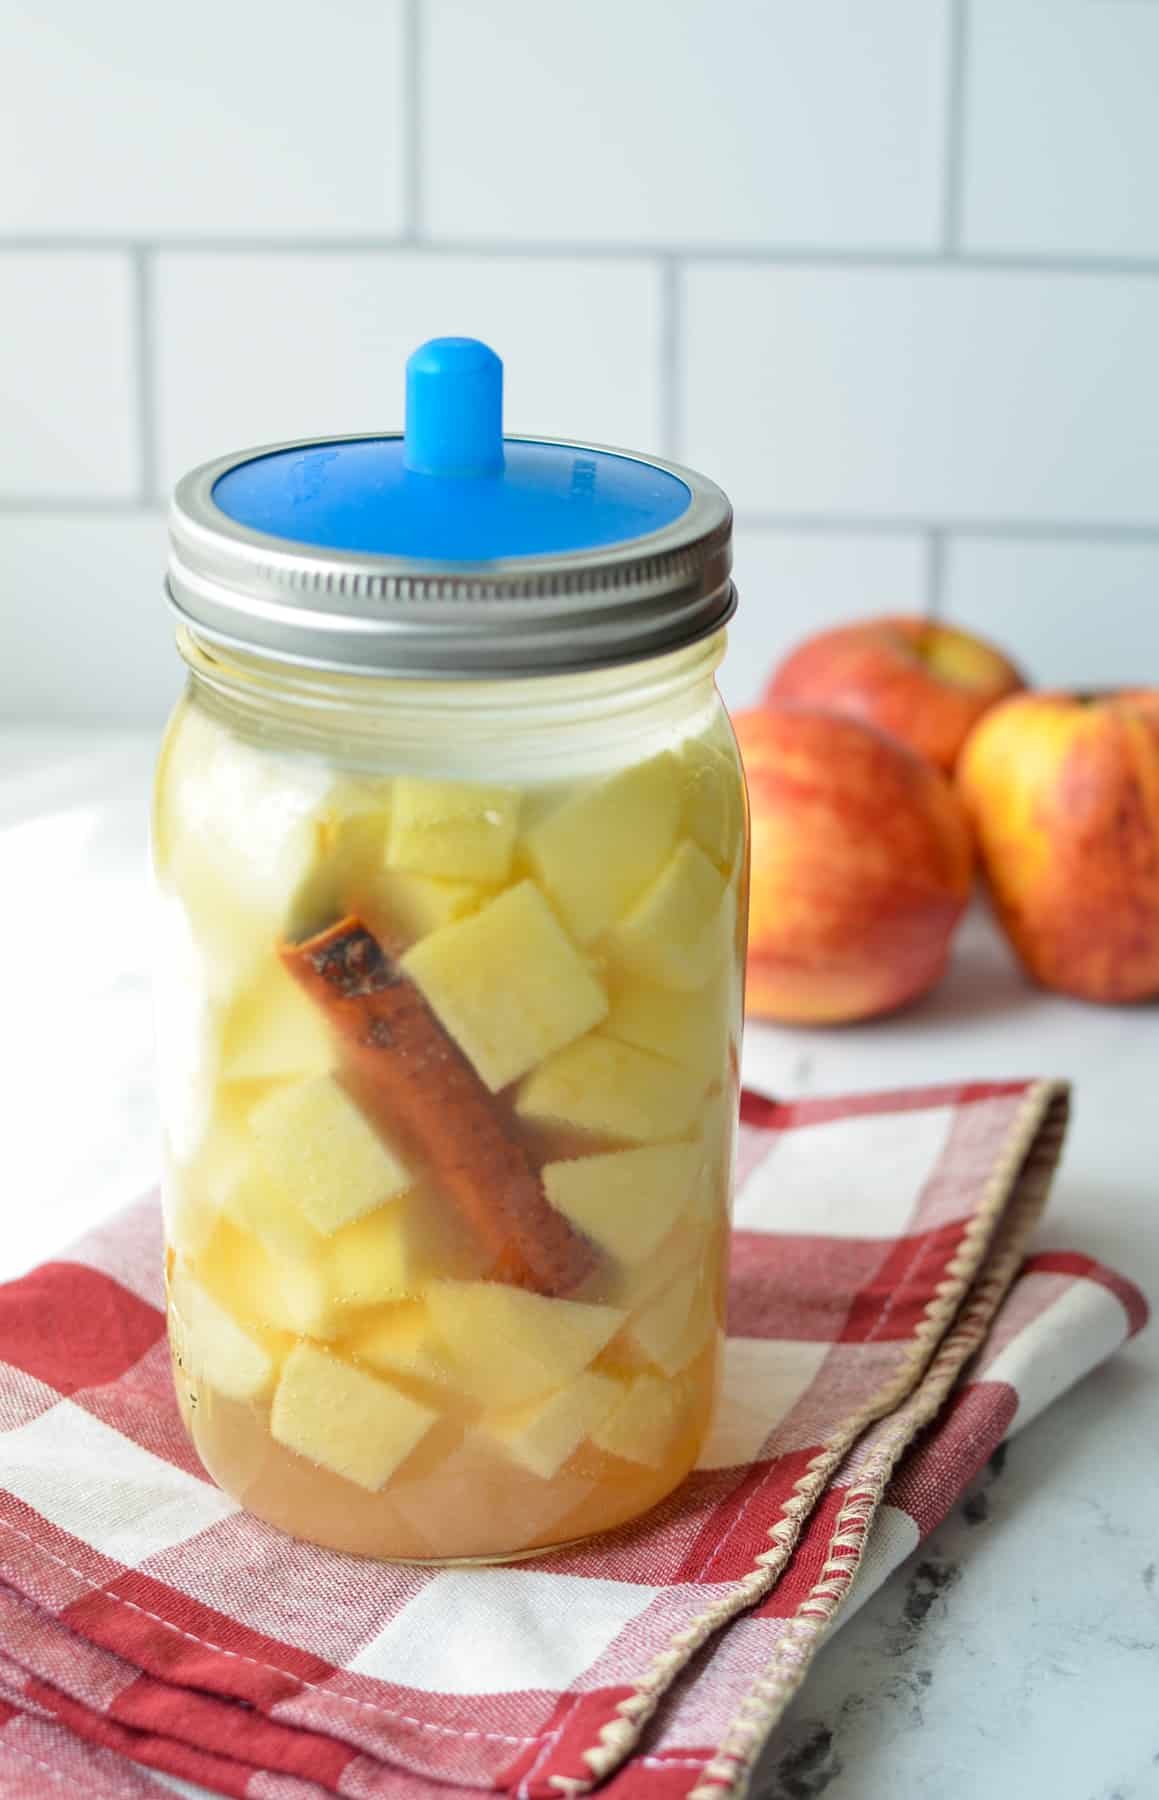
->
[0,726,1155,1800]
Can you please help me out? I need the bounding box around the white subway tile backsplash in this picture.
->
[963,2,1159,260]
[944,538,1159,691]
[0,1,405,238]
[155,253,662,491]
[683,266,1159,525]
[0,515,175,724]
[3,1,1159,727]
[423,0,948,250]
[719,529,928,712]
[0,254,137,498]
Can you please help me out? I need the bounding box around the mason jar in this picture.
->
[154,337,747,1562]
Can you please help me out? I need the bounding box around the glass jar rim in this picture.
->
[176,624,732,783]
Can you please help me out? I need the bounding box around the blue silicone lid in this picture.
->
[212,337,692,563]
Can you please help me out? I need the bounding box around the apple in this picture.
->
[958,690,1159,1003]
[736,706,974,1024]
[766,616,1025,773]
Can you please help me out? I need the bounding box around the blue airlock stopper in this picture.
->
[210,335,693,560]
[404,337,504,478]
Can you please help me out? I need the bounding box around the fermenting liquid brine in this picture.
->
[154,337,747,1561]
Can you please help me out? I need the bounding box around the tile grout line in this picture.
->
[925,528,948,620]
[400,0,423,243]
[130,246,160,507]
[941,0,971,255]
[4,239,1159,277]
[658,257,684,460]
[732,514,1159,544]
[0,496,165,516]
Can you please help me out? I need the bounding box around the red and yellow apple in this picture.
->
[958,690,1159,1003]
[766,616,1025,773]
[736,705,974,1024]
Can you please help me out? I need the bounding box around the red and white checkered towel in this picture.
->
[0,1080,1145,1800]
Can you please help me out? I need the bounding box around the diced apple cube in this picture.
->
[188,1303,275,1411]
[289,780,393,935]
[157,702,331,1001]
[320,775,394,826]
[248,1075,411,1234]
[164,1139,222,1261]
[524,754,682,942]
[166,1189,219,1264]
[365,867,481,946]
[603,1221,702,1310]
[201,1219,341,1340]
[602,969,729,1086]
[259,1259,340,1339]
[608,841,729,991]
[592,1373,683,1468]
[172,1269,278,1404]
[328,1202,417,1307]
[479,1370,622,1479]
[219,1158,325,1264]
[728,867,747,979]
[543,1144,701,1266]
[222,960,336,1084]
[152,891,219,1167]
[169,841,297,1005]
[628,1269,717,1376]
[426,1281,626,1409]
[385,1438,588,1559]
[402,881,608,1092]
[351,1302,448,1386]
[516,1035,704,1143]
[387,777,520,883]
[271,1343,437,1491]
[692,1092,736,1224]
[681,736,745,874]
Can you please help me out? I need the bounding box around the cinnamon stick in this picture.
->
[280,917,596,1297]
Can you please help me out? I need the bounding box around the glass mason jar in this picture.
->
[154,338,747,1562]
